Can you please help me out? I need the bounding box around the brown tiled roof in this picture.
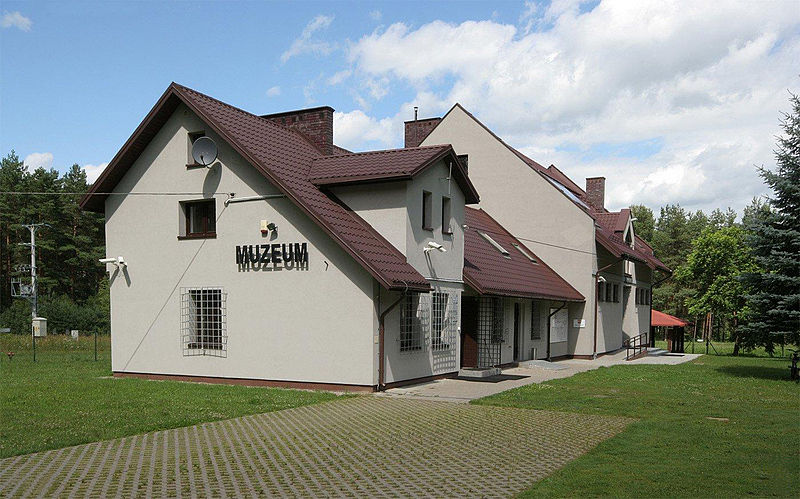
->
[309,145,479,204]
[80,83,431,292]
[435,103,670,273]
[593,209,669,272]
[463,208,584,301]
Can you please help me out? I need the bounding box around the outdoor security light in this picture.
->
[425,241,446,253]
[99,257,126,269]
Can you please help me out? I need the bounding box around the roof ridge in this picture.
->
[172,82,325,159]
[315,144,450,161]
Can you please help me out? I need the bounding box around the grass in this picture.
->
[0,334,346,458]
[475,351,800,497]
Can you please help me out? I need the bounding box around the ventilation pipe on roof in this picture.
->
[414,106,418,121]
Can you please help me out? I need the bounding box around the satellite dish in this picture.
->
[192,136,218,166]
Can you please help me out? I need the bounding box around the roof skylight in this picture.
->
[512,243,537,263]
[545,176,589,209]
[478,231,510,257]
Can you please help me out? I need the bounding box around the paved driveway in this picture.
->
[384,350,702,402]
[0,397,631,498]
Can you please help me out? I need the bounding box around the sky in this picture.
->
[2,0,799,214]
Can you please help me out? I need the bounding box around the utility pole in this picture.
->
[18,223,47,327]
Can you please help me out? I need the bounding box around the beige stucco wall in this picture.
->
[334,160,468,383]
[105,104,377,386]
[331,159,466,283]
[421,107,596,355]
[597,248,653,351]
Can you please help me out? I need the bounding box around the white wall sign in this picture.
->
[550,308,568,343]
[573,319,586,328]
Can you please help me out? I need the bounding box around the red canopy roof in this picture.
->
[651,310,688,327]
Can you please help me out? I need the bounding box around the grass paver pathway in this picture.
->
[0,396,631,497]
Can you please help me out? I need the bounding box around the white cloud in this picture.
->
[23,152,53,171]
[327,69,351,85]
[369,10,382,21]
[82,163,108,184]
[281,15,335,63]
[333,110,397,151]
[1,11,31,31]
[266,86,281,97]
[338,1,800,213]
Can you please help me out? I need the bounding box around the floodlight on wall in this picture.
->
[99,257,127,269]
[424,241,446,253]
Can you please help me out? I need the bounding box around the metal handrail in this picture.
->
[624,332,648,360]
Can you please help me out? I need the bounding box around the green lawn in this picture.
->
[475,352,800,497]
[0,334,345,458]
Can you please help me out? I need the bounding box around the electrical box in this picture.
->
[32,317,47,337]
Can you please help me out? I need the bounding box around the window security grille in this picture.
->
[431,292,458,351]
[400,293,425,352]
[181,287,226,357]
[477,297,503,368]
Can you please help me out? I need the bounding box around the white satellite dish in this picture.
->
[192,136,218,166]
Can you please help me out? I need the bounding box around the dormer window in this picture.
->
[479,231,510,258]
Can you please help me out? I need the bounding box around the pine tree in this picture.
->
[739,93,800,353]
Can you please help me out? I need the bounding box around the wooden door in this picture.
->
[461,297,479,368]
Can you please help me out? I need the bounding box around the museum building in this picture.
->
[81,83,616,391]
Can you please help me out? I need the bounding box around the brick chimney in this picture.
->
[585,177,605,211]
[404,117,442,148]
[262,106,334,155]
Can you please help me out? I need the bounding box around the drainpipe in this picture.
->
[547,301,567,361]
[377,283,408,391]
[593,258,624,360]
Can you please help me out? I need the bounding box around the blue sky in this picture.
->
[2,1,799,213]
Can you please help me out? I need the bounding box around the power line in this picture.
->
[0,191,233,196]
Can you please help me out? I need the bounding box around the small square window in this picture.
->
[422,191,433,230]
[187,131,205,167]
[181,199,216,239]
[441,197,452,234]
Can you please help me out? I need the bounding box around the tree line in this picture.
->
[635,93,799,355]
[0,151,107,335]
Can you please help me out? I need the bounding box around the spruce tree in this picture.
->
[740,93,800,353]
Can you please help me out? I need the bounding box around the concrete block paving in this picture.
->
[0,397,632,497]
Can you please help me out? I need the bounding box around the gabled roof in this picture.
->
[593,210,669,272]
[80,83,431,292]
[431,103,670,273]
[652,310,688,327]
[463,207,584,302]
[308,145,480,204]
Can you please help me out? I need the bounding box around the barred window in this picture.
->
[530,301,541,340]
[491,297,504,344]
[430,291,458,351]
[181,287,226,357]
[432,292,448,350]
[400,293,424,352]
